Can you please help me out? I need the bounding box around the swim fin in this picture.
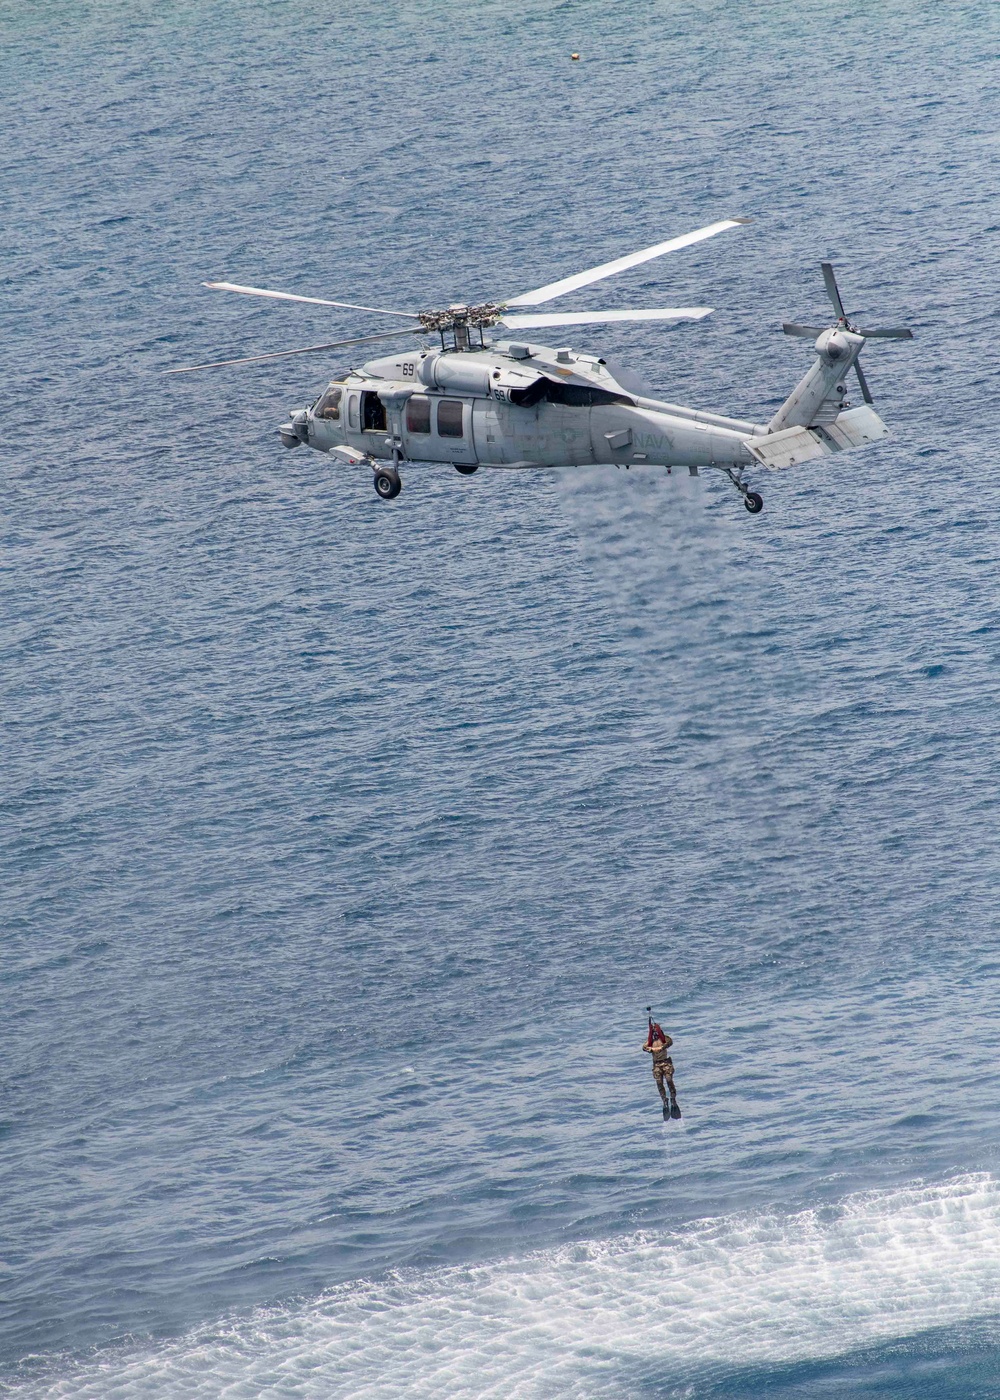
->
[670,1103,682,1120]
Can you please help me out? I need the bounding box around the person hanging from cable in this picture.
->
[643,1008,681,1119]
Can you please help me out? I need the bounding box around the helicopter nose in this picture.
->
[278,408,309,447]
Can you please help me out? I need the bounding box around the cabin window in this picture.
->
[361,391,387,432]
[315,386,343,420]
[405,395,431,434]
[347,393,359,429]
[437,398,464,437]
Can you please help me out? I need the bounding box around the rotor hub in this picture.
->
[417,302,506,333]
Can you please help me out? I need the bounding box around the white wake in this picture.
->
[28,1175,1000,1397]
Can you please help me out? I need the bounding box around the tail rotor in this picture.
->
[782,262,913,404]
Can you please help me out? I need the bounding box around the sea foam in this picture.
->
[25,1175,1000,1397]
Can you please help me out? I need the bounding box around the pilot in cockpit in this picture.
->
[315,387,342,420]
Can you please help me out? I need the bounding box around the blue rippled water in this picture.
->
[5,1,1000,1394]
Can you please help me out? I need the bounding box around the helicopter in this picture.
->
[171,218,912,513]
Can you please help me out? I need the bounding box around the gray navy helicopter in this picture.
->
[172,218,912,513]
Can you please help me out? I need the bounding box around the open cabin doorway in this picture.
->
[361,392,387,433]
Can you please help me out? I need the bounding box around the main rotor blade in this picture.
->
[820,262,847,320]
[167,326,423,374]
[500,307,712,329]
[203,281,420,320]
[854,325,914,340]
[504,218,750,308]
[853,359,874,404]
[782,322,826,338]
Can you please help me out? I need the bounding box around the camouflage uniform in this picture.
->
[646,1035,677,1105]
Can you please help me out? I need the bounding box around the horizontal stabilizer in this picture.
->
[745,405,890,471]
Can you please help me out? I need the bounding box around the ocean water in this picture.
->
[4,0,1000,1394]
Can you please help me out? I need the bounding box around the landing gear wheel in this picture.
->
[373,467,401,500]
[744,491,764,514]
[454,462,479,476]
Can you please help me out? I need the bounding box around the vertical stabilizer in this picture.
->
[768,328,864,432]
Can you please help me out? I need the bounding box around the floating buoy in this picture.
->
[571,52,580,60]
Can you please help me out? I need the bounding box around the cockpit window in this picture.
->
[406,396,431,434]
[437,399,464,437]
[315,387,343,420]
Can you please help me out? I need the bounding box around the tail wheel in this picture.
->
[374,468,401,500]
[454,462,479,476]
[744,491,764,514]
